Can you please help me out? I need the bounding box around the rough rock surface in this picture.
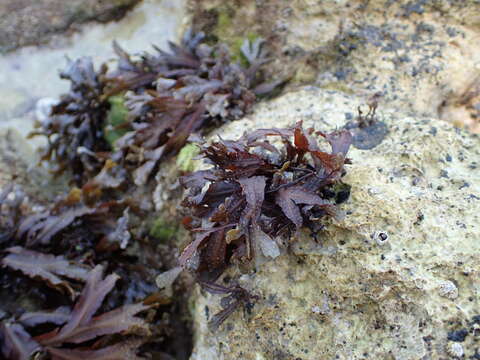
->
[0,0,140,53]
[0,0,187,144]
[189,88,480,360]
[191,0,480,132]
[0,128,67,203]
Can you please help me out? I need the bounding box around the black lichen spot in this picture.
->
[447,329,469,342]
[414,212,424,225]
[402,0,427,16]
[335,183,351,204]
[322,182,351,204]
[346,121,389,150]
[459,181,470,190]
[440,170,449,178]
[345,96,388,150]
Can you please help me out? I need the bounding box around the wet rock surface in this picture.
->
[0,0,140,53]
[190,88,480,360]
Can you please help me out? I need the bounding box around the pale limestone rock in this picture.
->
[0,128,38,189]
[438,280,459,300]
[0,0,188,140]
[190,88,480,360]
[191,0,480,132]
[0,128,66,201]
[447,342,464,358]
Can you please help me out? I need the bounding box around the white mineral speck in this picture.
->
[447,342,464,358]
[438,280,458,299]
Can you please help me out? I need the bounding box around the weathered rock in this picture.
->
[0,0,187,149]
[191,0,480,132]
[0,129,38,188]
[0,0,140,53]
[189,88,480,360]
[0,128,67,202]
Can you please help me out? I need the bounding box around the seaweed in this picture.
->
[179,122,352,327]
[0,323,40,360]
[35,30,282,186]
[13,184,133,253]
[33,57,111,185]
[1,27,298,355]
[0,180,188,359]
[0,266,150,360]
[1,247,90,298]
[45,341,144,360]
[35,266,149,347]
[109,31,278,186]
[200,282,257,331]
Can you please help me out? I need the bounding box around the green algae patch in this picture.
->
[211,4,259,64]
[176,144,200,172]
[233,32,260,66]
[150,217,177,241]
[216,7,233,35]
[104,95,129,146]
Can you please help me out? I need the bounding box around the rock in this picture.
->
[0,0,140,53]
[0,128,38,188]
[191,0,480,133]
[0,0,187,149]
[447,342,464,358]
[0,128,67,202]
[189,88,480,360]
[438,280,459,300]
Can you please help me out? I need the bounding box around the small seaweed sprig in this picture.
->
[33,58,111,185]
